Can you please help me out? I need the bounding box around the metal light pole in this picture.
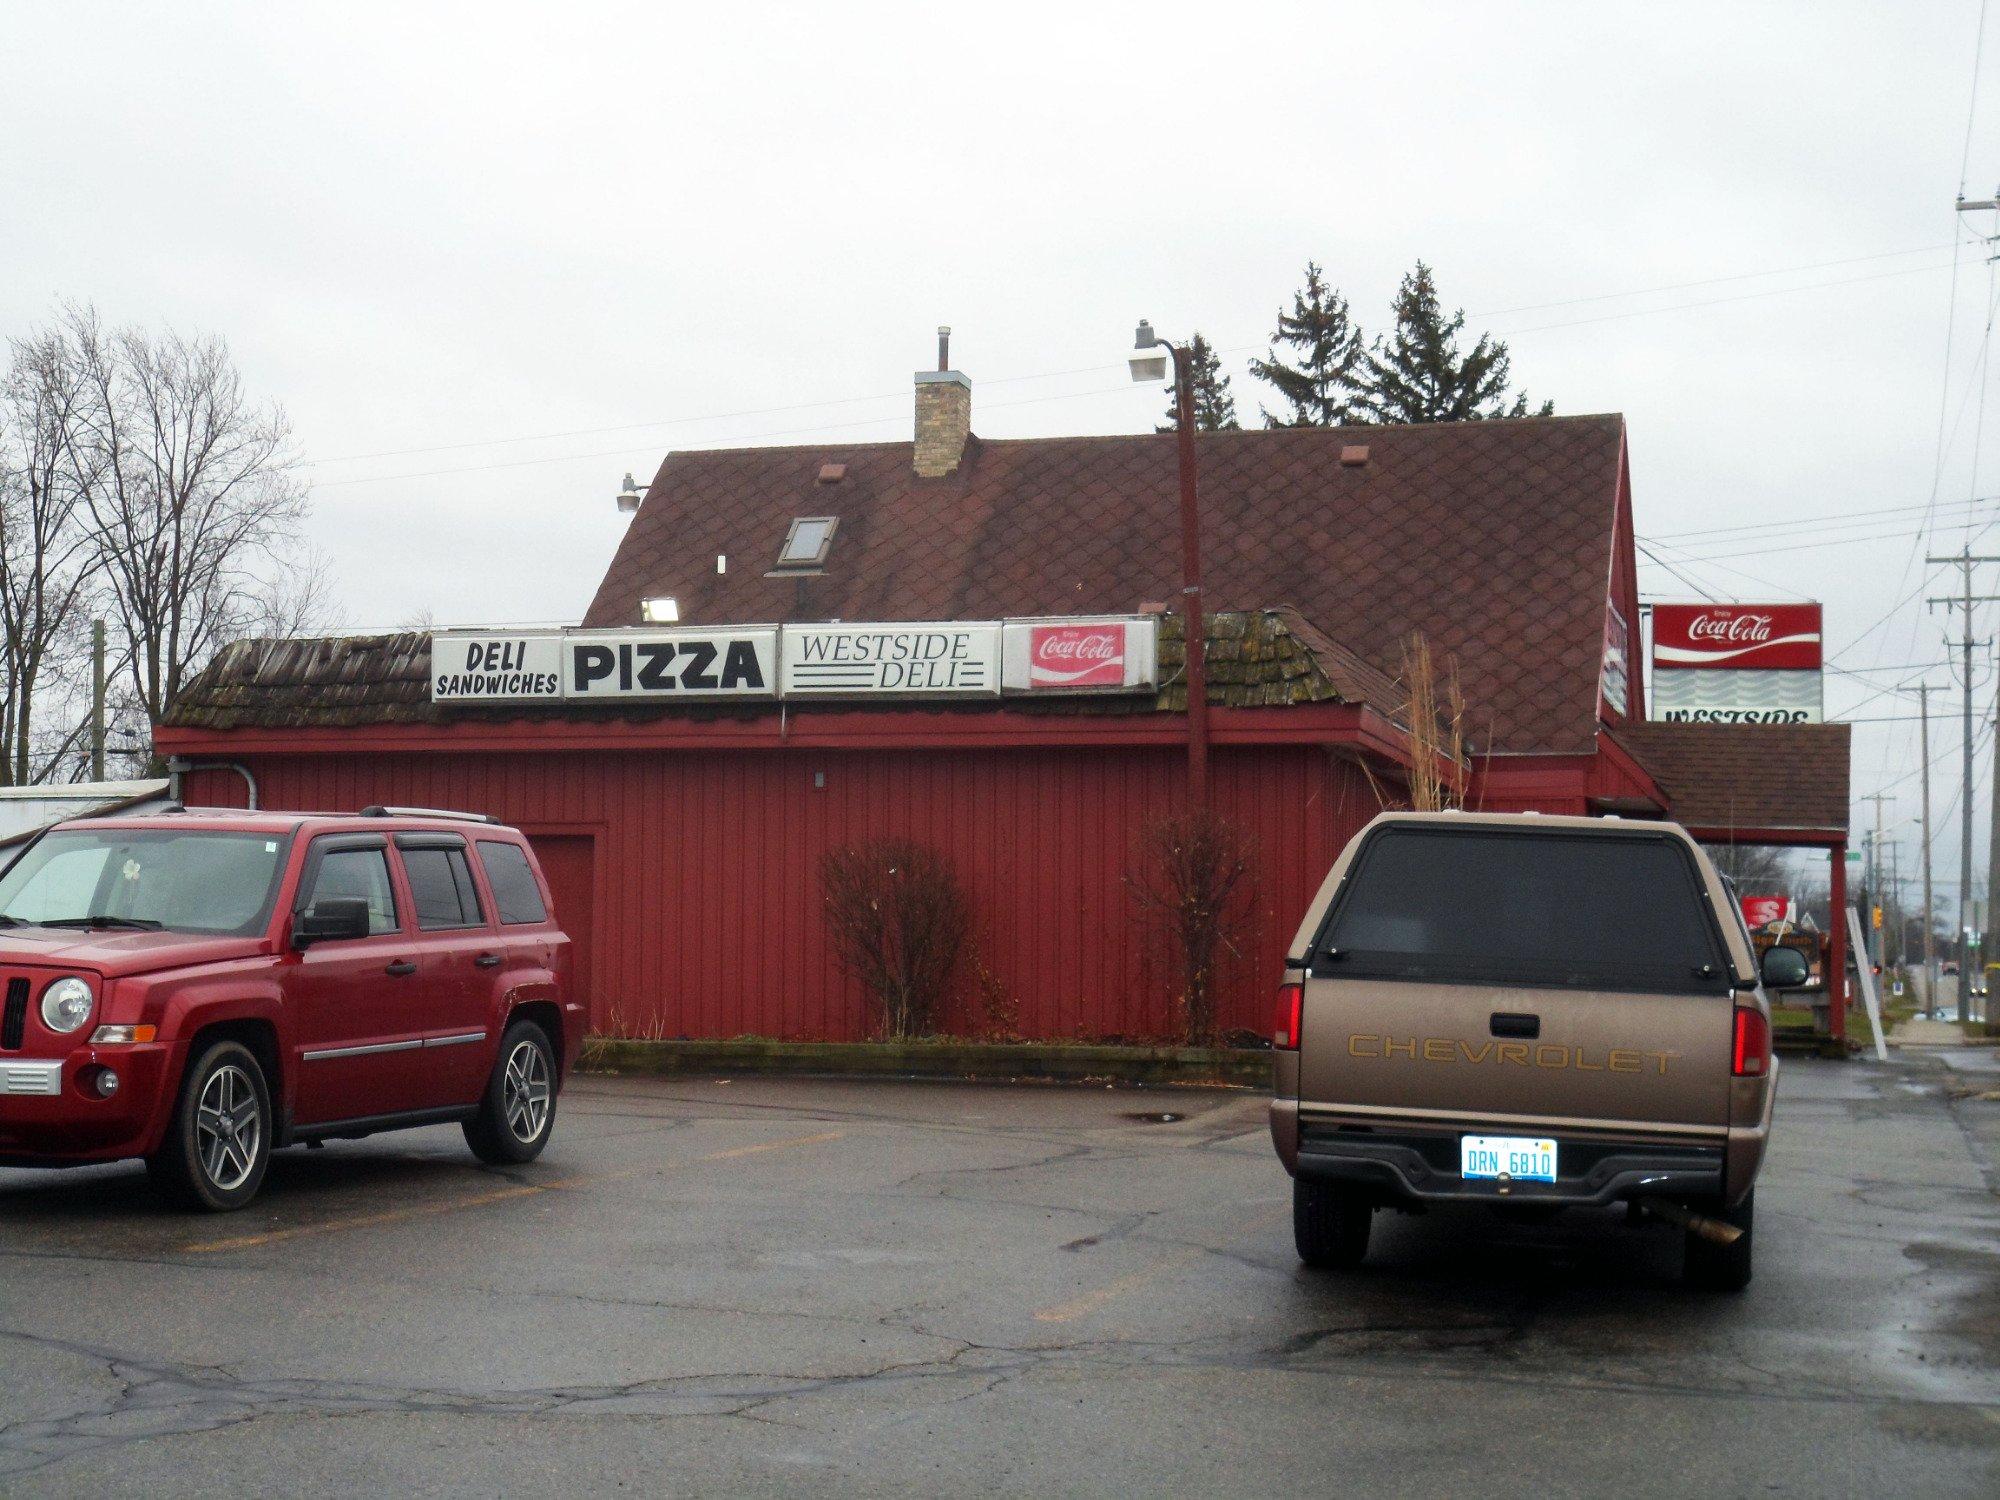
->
[1131,320,1209,803]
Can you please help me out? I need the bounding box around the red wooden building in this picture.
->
[157,361,1851,1042]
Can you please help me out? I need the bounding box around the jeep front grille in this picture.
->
[1,977,27,1050]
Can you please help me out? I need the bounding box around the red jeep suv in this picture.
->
[0,806,578,1211]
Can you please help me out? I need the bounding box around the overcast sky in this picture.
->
[3,1,1996,901]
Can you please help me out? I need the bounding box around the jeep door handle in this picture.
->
[474,954,502,969]
[385,961,418,977]
[1490,1012,1540,1039]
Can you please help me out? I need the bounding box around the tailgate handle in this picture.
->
[1490,1012,1540,1039]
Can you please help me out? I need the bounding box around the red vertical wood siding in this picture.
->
[186,744,1377,1042]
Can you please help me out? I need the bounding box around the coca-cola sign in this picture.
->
[1000,617,1157,694]
[1029,624,1126,687]
[1653,603,1822,671]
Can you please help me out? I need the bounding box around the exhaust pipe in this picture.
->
[1641,1199,1743,1246]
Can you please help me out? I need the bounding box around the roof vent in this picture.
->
[818,462,847,485]
[1339,445,1370,467]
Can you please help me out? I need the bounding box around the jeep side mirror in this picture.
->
[293,896,372,948]
[1759,945,1810,991]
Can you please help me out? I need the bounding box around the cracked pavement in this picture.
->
[2,1058,1996,1496]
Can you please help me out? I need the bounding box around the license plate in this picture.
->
[1460,1134,1558,1182]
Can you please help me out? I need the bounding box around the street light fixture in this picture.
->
[616,472,644,514]
[1130,318,1209,803]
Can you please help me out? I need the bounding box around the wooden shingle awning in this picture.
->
[1609,722,1851,845]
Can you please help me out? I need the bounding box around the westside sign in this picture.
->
[1649,601,1824,725]
[429,617,1159,704]
[782,623,999,696]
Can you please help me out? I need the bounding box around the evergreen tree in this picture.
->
[1248,262,1366,427]
[1155,332,1241,433]
[1356,261,1552,424]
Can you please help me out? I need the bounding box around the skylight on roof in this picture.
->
[776,516,837,569]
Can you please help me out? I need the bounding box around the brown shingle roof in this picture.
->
[1611,722,1851,836]
[160,611,1394,732]
[584,414,1628,753]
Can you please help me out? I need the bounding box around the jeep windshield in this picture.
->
[1314,826,1732,994]
[0,828,292,938]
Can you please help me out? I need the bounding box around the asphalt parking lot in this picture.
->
[2,1056,1996,1497]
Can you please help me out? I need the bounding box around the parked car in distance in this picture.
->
[0,806,578,1210]
[1271,811,1806,1291]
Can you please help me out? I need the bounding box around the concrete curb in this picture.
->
[581,1037,1273,1089]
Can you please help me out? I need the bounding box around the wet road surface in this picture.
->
[1,1057,1996,1496]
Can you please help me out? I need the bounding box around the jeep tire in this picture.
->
[1294,1177,1372,1269]
[465,1019,558,1166]
[1682,1189,1754,1292]
[147,1039,273,1213]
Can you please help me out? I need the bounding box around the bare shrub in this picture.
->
[821,839,970,1039]
[1126,809,1257,1047]
[969,951,1022,1042]
[1399,631,1468,811]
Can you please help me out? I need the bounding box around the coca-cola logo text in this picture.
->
[1029,625,1126,687]
[1687,611,1774,644]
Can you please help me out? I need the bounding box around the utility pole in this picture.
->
[1859,792,1892,969]
[1921,682,1938,1005]
[89,619,106,783]
[1926,548,2000,1021]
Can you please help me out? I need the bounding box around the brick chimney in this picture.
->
[913,325,971,477]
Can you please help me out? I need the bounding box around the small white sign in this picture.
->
[562,629,778,699]
[781,623,1000,697]
[1000,617,1158,693]
[432,633,563,701]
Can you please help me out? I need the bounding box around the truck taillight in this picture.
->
[1274,983,1303,1050]
[1732,1007,1770,1077]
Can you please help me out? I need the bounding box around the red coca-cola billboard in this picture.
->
[1652,603,1822,671]
[1028,624,1126,687]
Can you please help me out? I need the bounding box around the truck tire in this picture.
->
[1294,1178,1372,1269]
[1682,1189,1754,1292]
[464,1020,558,1165]
[146,1039,273,1213]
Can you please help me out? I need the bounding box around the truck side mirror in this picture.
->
[293,896,372,948]
[1759,945,1810,991]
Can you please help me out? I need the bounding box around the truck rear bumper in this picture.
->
[1294,1122,1724,1208]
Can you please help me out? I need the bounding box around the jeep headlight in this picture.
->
[40,976,95,1035]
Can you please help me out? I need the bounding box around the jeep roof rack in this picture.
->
[357,805,500,825]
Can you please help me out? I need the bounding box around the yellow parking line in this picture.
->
[183,1130,844,1254]
[1034,1247,1206,1323]
[182,1169,625,1255]
[701,1129,844,1160]
[1032,1205,1287,1324]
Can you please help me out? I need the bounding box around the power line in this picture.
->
[302,244,1974,483]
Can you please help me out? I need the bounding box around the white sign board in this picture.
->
[1000,617,1158,693]
[781,623,1000,697]
[1649,668,1823,724]
[431,634,563,701]
[561,629,778,699]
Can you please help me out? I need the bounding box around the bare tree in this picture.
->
[0,329,98,785]
[1126,810,1257,1046]
[821,839,970,1039]
[60,307,311,731]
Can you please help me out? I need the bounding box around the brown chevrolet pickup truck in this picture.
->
[1270,811,1807,1291]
